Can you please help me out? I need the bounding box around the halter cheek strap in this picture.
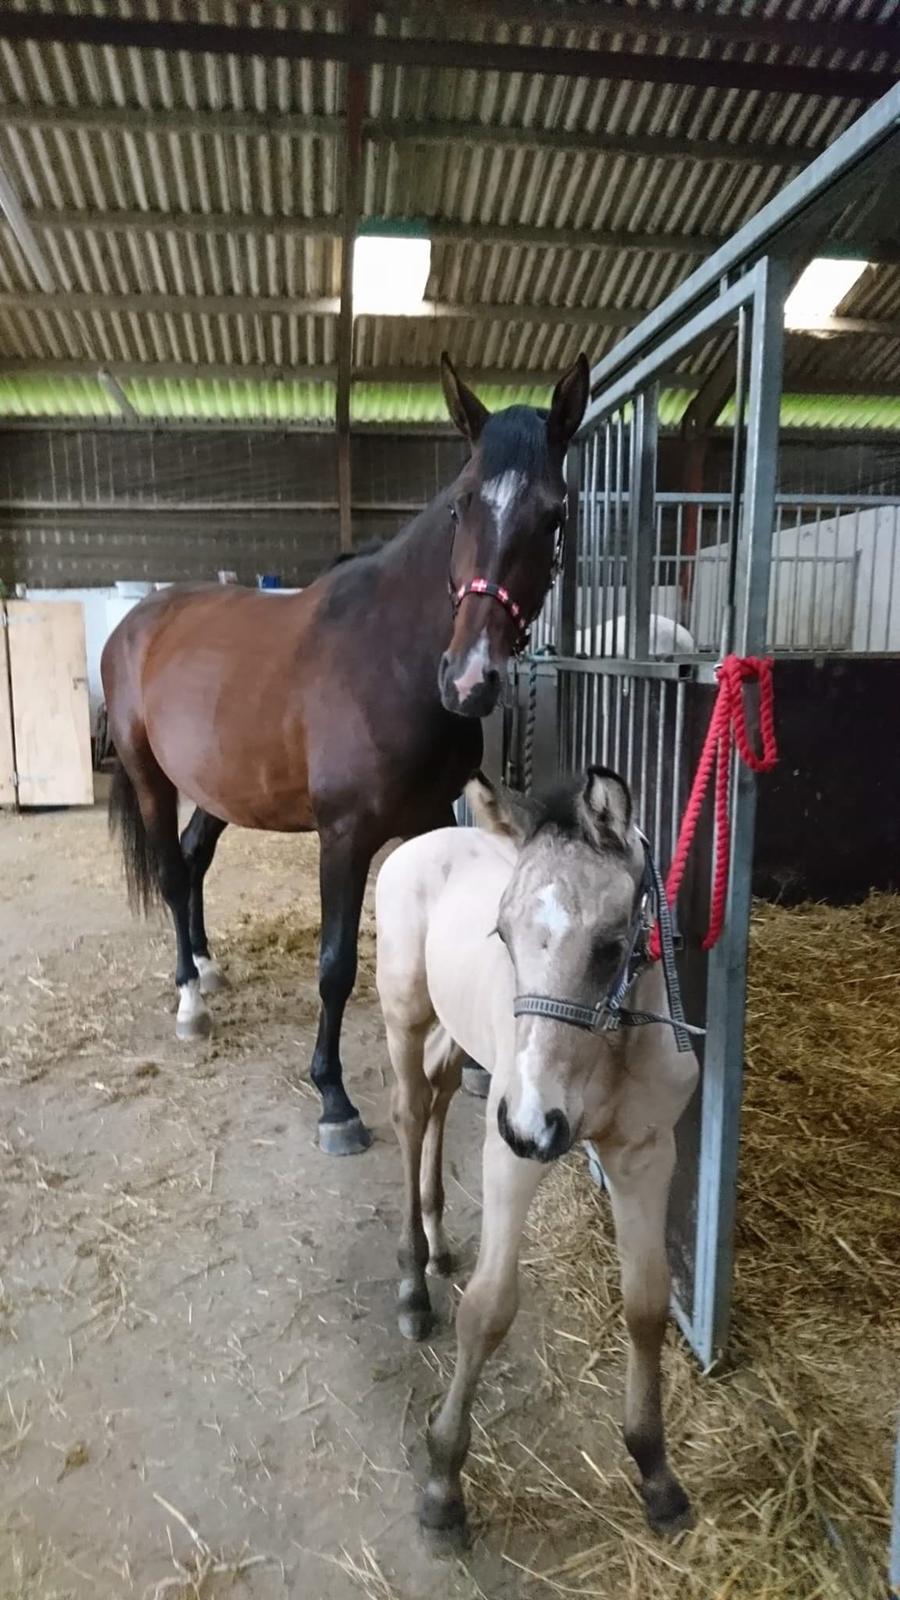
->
[452,577,529,647]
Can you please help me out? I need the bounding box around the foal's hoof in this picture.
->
[195,956,226,997]
[317,1115,372,1157]
[419,1488,471,1554]
[398,1307,433,1342]
[176,1009,212,1042]
[462,1063,491,1099]
[426,1250,454,1279]
[643,1479,694,1539]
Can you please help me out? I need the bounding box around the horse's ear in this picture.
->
[441,352,490,446]
[547,352,590,451]
[579,765,632,850]
[466,771,537,846]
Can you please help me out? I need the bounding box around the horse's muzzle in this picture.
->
[438,652,501,718]
[497,1095,572,1163]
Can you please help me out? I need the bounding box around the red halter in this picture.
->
[451,577,529,648]
[447,494,568,657]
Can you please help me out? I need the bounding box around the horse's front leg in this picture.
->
[599,1130,692,1536]
[310,828,374,1155]
[422,1104,545,1547]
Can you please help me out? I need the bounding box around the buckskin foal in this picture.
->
[375,769,699,1540]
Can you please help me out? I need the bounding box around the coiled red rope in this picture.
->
[650,655,778,958]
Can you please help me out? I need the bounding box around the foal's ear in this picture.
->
[547,352,590,451]
[579,766,633,850]
[466,771,537,846]
[441,352,491,446]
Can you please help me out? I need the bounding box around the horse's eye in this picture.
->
[449,502,459,524]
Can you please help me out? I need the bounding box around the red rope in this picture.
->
[650,655,778,958]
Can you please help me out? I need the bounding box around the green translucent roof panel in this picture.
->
[0,375,899,433]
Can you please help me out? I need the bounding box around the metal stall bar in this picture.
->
[883,1433,890,1600]
[581,84,900,422]
[689,256,789,1371]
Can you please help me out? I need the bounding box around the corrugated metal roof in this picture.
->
[0,0,898,424]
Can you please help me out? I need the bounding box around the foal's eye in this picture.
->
[593,938,624,966]
[448,502,459,524]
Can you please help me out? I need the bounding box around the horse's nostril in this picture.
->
[541,1108,571,1161]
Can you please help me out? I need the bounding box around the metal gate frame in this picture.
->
[525,254,786,1371]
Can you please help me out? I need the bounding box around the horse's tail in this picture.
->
[108,757,162,915]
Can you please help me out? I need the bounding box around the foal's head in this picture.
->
[438,352,590,718]
[470,767,645,1161]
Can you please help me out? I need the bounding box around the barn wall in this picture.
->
[752,658,900,904]
[0,429,466,588]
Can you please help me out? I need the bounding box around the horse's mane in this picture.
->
[323,536,386,572]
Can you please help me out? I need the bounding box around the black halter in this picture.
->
[512,836,703,1054]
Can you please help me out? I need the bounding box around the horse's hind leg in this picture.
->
[180,807,228,995]
[310,827,373,1155]
[421,1023,464,1277]
[599,1130,692,1536]
[120,745,210,1041]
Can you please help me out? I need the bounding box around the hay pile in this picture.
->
[464,894,900,1598]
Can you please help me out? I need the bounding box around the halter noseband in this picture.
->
[512,836,703,1054]
[451,577,529,647]
[447,494,568,658]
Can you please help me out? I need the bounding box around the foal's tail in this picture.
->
[108,757,163,915]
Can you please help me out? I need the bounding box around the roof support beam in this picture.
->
[374,0,900,58]
[1,104,819,169]
[0,288,646,328]
[10,206,716,258]
[0,12,893,100]
[0,357,685,389]
[337,0,368,550]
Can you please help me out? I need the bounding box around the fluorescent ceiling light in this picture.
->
[352,234,432,316]
[784,257,869,329]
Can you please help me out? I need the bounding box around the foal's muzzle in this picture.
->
[497,1095,572,1163]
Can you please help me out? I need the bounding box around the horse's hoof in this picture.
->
[426,1250,454,1279]
[643,1480,694,1539]
[196,956,226,996]
[317,1115,372,1156]
[399,1307,433,1341]
[462,1063,491,1099]
[176,1009,212,1042]
[419,1490,470,1554]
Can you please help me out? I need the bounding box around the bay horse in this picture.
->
[101,352,589,1156]
[375,768,699,1543]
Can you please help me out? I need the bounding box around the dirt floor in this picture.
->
[2,785,896,1600]
[0,782,631,1600]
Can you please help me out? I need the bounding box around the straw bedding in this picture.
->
[463,894,900,1598]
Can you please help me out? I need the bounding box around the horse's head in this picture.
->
[438,351,590,718]
[468,766,645,1161]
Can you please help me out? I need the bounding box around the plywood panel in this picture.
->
[0,605,16,804]
[6,601,93,807]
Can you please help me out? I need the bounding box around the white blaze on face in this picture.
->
[535,883,571,939]
[452,632,491,700]
[481,470,526,542]
[513,1028,559,1154]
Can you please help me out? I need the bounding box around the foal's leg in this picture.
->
[599,1130,691,1535]
[180,807,228,995]
[385,1016,434,1340]
[421,1023,464,1276]
[422,1110,545,1544]
[310,828,373,1155]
